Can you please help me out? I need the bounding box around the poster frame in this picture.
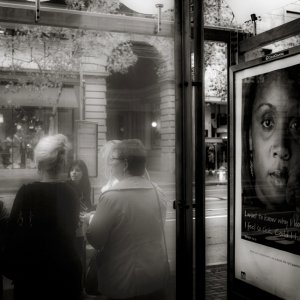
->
[229,44,300,300]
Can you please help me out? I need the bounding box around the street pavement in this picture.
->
[205,185,227,265]
[206,264,227,300]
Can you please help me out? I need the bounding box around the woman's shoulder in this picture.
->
[99,178,154,204]
[21,181,77,194]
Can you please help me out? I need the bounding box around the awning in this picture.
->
[0,85,79,108]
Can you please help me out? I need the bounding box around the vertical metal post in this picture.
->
[193,0,205,299]
[35,0,40,23]
[175,0,194,299]
[155,4,163,33]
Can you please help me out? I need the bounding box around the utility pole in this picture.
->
[35,0,40,22]
[155,3,163,33]
[251,13,258,35]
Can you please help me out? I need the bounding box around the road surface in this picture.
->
[0,184,228,269]
[162,184,227,270]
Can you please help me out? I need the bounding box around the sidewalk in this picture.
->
[3,265,226,299]
[206,264,227,300]
[205,171,228,186]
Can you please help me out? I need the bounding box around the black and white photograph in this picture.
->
[3,0,300,300]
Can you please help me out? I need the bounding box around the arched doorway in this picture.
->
[106,41,162,171]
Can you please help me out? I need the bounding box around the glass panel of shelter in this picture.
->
[0,107,74,169]
[0,2,176,299]
[204,41,228,269]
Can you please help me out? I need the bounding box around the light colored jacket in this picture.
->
[86,176,169,299]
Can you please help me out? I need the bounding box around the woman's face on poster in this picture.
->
[250,77,300,210]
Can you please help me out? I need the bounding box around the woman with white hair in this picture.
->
[86,139,169,300]
[5,134,82,300]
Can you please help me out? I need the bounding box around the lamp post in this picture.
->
[36,0,40,22]
[155,3,163,33]
[26,0,49,22]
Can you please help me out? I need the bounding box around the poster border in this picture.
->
[229,44,300,299]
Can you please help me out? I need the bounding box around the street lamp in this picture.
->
[26,0,48,22]
[36,0,40,22]
[155,3,163,33]
[250,13,258,35]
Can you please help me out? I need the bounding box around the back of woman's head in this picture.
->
[113,139,147,176]
[34,134,71,176]
[101,140,121,178]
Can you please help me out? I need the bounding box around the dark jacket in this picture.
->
[5,182,82,300]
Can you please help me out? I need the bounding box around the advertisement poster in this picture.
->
[234,52,300,299]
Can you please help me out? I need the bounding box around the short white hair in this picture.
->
[34,134,71,175]
[101,140,121,178]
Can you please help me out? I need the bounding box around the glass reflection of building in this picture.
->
[0,91,76,169]
[0,0,177,282]
[0,5,175,180]
[204,41,228,180]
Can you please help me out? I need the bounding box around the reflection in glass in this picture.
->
[0,2,176,298]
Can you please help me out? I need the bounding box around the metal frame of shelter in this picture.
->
[0,1,195,299]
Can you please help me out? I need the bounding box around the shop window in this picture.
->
[0,8,176,299]
[0,107,74,169]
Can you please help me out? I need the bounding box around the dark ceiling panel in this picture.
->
[0,0,66,5]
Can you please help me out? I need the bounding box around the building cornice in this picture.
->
[0,2,173,37]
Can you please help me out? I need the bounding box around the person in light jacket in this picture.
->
[86,139,169,300]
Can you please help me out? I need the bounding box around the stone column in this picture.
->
[159,71,176,173]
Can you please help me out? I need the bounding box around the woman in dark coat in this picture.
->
[6,134,82,300]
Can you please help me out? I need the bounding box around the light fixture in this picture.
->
[0,113,3,124]
[151,121,158,128]
[120,0,173,15]
[155,3,163,33]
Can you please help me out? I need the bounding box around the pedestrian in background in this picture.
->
[68,159,93,212]
[5,134,82,300]
[86,139,169,300]
[67,159,93,293]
